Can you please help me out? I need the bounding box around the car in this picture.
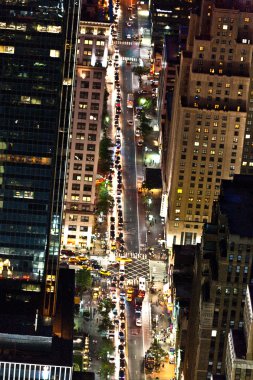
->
[126,294,132,302]
[118,210,123,217]
[115,47,119,54]
[118,344,124,353]
[135,128,141,137]
[136,318,142,327]
[119,369,125,379]
[115,54,119,61]
[111,294,117,303]
[120,290,125,297]
[128,6,132,10]
[137,140,143,147]
[135,310,141,319]
[120,322,125,330]
[108,330,115,339]
[119,331,125,339]
[99,270,111,276]
[126,34,131,39]
[110,231,115,239]
[126,22,132,27]
[120,304,125,311]
[111,224,115,230]
[120,359,125,369]
[129,17,133,21]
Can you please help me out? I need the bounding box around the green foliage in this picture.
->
[75,269,92,294]
[96,182,114,215]
[147,339,167,367]
[99,338,115,359]
[98,316,114,333]
[98,297,114,317]
[98,135,113,175]
[100,361,115,379]
[132,65,150,80]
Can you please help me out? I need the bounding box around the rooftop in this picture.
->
[219,175,253,238]
[249,284,253,310]
[231,329,247,359]
[80,0,111,23]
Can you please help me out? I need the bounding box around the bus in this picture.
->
[127,93,134,108]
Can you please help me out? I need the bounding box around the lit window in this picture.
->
[211,330,217,337]
[50,49,60,58]
[194,142,199,146]
[240,56,244,62]
[245,17,250,22]
[177,188,183,194]
[222,24,228,30]
[245,134,251,139]
[175,209,180,214]
[249,162,253,166]
[210,68,215,74]
[199,46,204,51]
[0,45,15,54]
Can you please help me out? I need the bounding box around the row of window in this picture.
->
[78,112,99,121]
[76,123,97,131]
[68,225,89,232]
[68,215,89,222]
[70,195,91,202]
[80,80,101,89]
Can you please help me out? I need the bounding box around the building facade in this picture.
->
[183,175,253,379]
[225,286,253,380]
[62,19,110,250]
[0,0,79,316]
[165,0,253,247]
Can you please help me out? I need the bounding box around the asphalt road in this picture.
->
[115,0,151,379]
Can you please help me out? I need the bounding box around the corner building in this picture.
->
[62,18,110,250]
[165,0,253,247]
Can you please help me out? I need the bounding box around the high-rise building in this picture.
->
[0,0,80,378]
[164,0,253,247]
[225,285,253,380]
[62,5,111,251]
[150,0,193,55]
[183,175,253,379]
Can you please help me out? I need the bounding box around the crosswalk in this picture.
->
[121,56,139,62]
[114,40,133,46]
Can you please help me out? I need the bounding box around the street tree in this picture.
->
[98,298,114,317]
[99,338,115,360]
[100,362,115,380]
[98,316,114,333]
[75,269,92,295]
[147,339,167,368]
[132,65,150,84]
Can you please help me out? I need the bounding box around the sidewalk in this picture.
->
[148,292,176,380]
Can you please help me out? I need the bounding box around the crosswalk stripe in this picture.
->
[121,57,138,62]
[114,40,133,46]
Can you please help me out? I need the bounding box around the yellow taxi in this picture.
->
[116,257,132,264]
[99,270,111,277]
[126,293,133,302]
[127,287,134,294]
[69,257,78,264]
[111,241,117,251]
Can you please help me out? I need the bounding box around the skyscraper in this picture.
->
[62,5,111,251]
[0,0,80,316]
[183,175,253,379]
[164,0,253,247]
